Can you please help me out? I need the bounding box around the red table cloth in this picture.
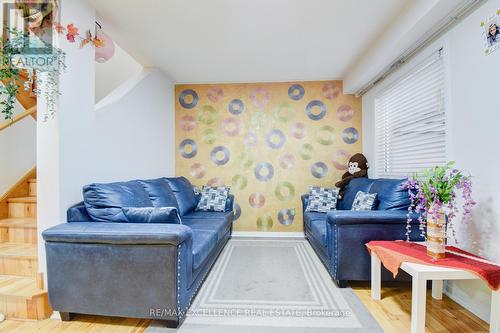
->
[366,240,500,291]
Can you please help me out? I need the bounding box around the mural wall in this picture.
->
[175,81,362,232]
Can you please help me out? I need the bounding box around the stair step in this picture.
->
[7,197,36,218]
[7,197,36,204]
[0,218,37,244]
[0,243,38,277]
[0,275,45,299]
[0,275,51,320]
[28,179,37,197]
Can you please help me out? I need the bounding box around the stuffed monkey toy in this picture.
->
[335,153,369,199]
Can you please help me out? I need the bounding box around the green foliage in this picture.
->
[0,29,24,120]
[414,162,467,205]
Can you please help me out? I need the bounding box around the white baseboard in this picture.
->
[232,231,305,239]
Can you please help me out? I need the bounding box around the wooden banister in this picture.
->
[0,106,37,132]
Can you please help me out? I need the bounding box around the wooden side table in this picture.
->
[370,251,500,333]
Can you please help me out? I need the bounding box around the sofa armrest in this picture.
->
[225,194,235,212]
[42,222,193,246]
[301,194,309,213]
[327,210,420,226]
[67,202,93,222]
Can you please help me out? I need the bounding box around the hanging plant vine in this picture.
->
[0,11,104,120]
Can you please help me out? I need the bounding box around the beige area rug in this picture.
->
[147,239,383,333]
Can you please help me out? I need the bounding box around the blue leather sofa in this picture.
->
[42,177,233,327]
[302,178,423,287]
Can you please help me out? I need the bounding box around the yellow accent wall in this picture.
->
[175,81,361,232]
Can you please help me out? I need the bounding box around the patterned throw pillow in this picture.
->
[351,191,378,211]
[196,186,230,212]
[305,187,340,213]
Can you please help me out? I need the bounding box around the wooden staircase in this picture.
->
[0,170,52,320]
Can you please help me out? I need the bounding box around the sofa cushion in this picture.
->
[183,218,229,241]
[309,219,327,247]
[83,181,153,222]
[338,178,375,210]
[191,229,218,270]
[139,178,179,209]
[370,179,410,210]
[303,211,326,229]
[166,177,198,216]
[122,207,181,224]
[183,210,233,223]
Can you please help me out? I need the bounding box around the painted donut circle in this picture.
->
[243,131,258,147]
[291,122,306,139]
[250,111,267,129]
[316,125,336,145]
[210,146,230,166]
[179,139,198,159]
[322,82,341,100]
[233,203,242,221]
[256,215,273,231]
[207,87,224,103]
[288,84,305,100]
[274,181,295,201]
[249,88,270,108]
[180,115,196,131]
[207,177,225,187]
[332,150,352,170]
[342,127,359,144]
[197,105,217,125]
[306,100,327,120]
[239,151,254,169]
[190,163,206,179]
[279,153,295,169]
[179,89,198,109]
[254,162,274,182]
[266,129,286,149]
[311,162,328,179]
[228,99,244,115]
[274,102,295,123]
[249,192,265,208]
[221,117,241,137]
[299,143,314,160]
[231,174,248,191]
[202,128,217,144]
[337,105,355,122]
[278,208,296,225]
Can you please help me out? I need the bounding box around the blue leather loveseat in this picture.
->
[302,178,423,287]
[42,177,233,327]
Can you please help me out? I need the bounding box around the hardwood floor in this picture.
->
[0,282,489,332]
[0,315,150,333]
[351,281,490,333]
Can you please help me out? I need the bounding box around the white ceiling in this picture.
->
[88,0,411,84]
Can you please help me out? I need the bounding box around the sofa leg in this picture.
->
[335,280,349,288]
[59,312,73,321]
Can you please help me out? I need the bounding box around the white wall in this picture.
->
[37,0,175,278]
[362,0,500,322]
[95,43,143,103]
[0,106,36,196]
[94,68,175,182]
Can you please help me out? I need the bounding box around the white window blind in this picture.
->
[374,49,446,179]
